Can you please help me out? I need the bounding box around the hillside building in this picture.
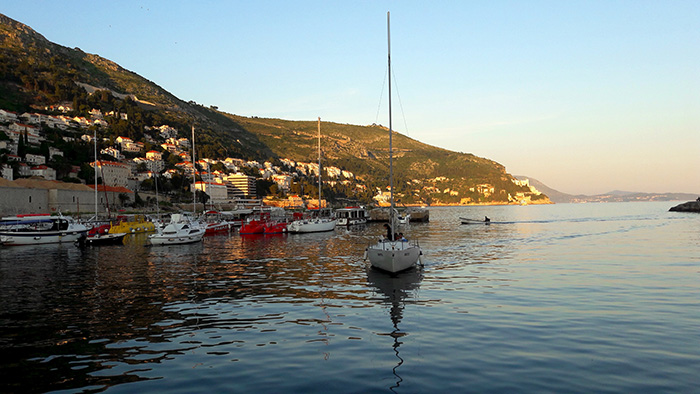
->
[220,174,256,199]
[194,181,228,204]
[92,160,130,188]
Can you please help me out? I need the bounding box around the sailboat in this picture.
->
[287,117,337,233]
[365,12,423,273]
[86,129,126,245]
[148,125,205,245]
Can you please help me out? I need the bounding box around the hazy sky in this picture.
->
[3,1,699,195]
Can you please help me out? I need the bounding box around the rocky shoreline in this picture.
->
[669,199,700,213]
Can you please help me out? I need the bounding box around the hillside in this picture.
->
[0,13,546,205]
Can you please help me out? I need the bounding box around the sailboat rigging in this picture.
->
[148,125,205,245]
[86,129,126,245]
[365,12,423,273]
[287,117,337,233]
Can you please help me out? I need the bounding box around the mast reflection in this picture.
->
[366,266,423,392]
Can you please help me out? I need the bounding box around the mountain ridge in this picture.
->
[516,176,697,203]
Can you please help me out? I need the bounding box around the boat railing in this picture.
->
[370,238,419,250]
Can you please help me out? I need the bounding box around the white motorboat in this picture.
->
[0,213,88,246]
[366,12,423,273]
[287,117,337,233]
[148,213,205,245]
[398,213,411,224]
[335,206,368,226]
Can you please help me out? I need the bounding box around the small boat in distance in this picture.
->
[460,217,491,225]
[0,213,88,246]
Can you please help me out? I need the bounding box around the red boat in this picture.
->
[85,223,127,245]
[264,221,288,234]
[239,219,266,234]
[202,211,234,235]
[239,209,288,235]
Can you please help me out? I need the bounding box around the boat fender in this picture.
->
[363,248,368,261]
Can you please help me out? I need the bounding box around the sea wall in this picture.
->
[0,186,98,216]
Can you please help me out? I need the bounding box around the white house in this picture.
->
[1,164,13,180]
[25,153,46,166]
[101,147,124,160]
[195,181,228,204]
[146,150,162,161]
[48,147,63,159]
[157,125,178,139]
[0,109,18,122]
[92,160,130,188]
[20,112,42,124]
[17,162,31,177]
[30,165,56,180]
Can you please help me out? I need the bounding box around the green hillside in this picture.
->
[0,13,548,205]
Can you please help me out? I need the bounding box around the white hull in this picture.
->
[287,218,337,233]
[149,231,204,245]
[0,230,87,246]
[148,213,205,246]
[336,217,367,226]
[366,240,422,273]
[0,215,88,246]
[460,217,490,225]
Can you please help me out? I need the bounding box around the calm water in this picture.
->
[1,202,698,393]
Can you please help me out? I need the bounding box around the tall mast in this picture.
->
[387,11,395,225]
[318,116,322,209]
[154,166,160,219]
[94,129,98,218]
[192,125,196,215]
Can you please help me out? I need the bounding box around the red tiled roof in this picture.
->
[89,185,134,193]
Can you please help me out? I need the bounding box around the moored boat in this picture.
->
[264,221,289,234]
[0,213,88,246]
[365,12,423,273]
[148,213,205,245]
[335,206,368,226]
[240,207,288,235]
[85,223,127,245]
[287,209,336,233]
[286,117,337,233]
[109,214,156,234]
[202,210,235,235]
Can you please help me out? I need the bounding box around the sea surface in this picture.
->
[1,201,698,393]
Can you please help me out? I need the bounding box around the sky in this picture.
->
[3,1,699,195]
